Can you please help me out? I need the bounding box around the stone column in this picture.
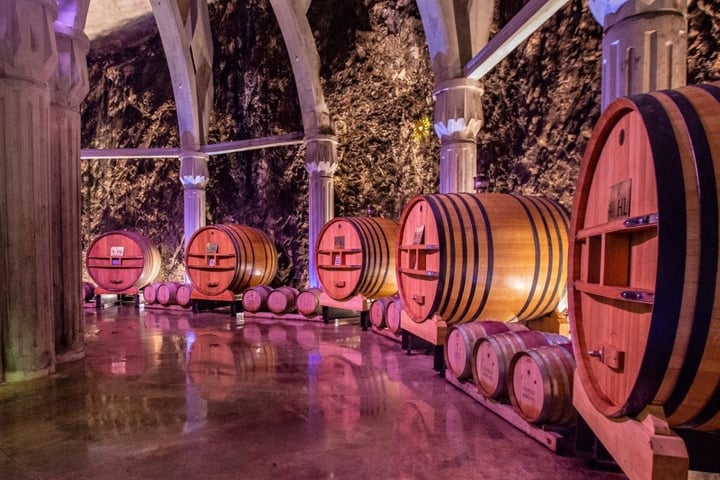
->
[304,135,338,289]
[0,0,59,381]
[433,78,484,193]
[589,0,687,109]
[49,22,90,363]
[179,151,209,247]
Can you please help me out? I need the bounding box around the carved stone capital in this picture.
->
[304,134,339,176]
[0,0,58,84]
[51,23,89,109]
[179,151,209,188]
[433,78,484,140]
[589,0,686,27]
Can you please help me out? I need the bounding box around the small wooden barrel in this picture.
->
[396,193,569,324]
[369,297,394,329]
[569,83,720,430]
[509,343,576,425]
[175,284,192,307]
[315,217,398,301]
[242,285,273,312]
[142,282,160,304]
[444,321,528,379]
[472,330,570,399]
[185,224,277,297]
[157,282,183,305]
[82,281,96,302]
[86,230,161,292]
[267,286,299,314]
[385,298,402,336]
[296,288,323,316]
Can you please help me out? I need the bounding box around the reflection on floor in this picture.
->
[1,306,630,479]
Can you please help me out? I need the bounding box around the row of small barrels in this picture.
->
[241,286,323,316]
[368,296,402,336]
[444,321,574,426]
[142,282,192,307]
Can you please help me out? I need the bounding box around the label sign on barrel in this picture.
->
[608,179,631,221]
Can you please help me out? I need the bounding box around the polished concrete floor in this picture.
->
[0,304,689,479]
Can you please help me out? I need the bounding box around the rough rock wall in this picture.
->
[479,0,602,209]
[80,0,720,287]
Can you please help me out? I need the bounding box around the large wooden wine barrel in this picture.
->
[397,193,568,324]
[315,217,398,301]
[472,330,570,398]
[185,224,277,297]
[444,321,528,379]
[569,83,720,431]
[508,343,575,425]
[86,230,161,292]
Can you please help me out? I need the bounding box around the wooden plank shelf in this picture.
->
[317,248,362,255]
[446,372,569,453]
[398,267,439,278]
[316,265,362,271]
[182,265,236,272]
[243,310,323,323]
[575,213,658,240]
[574,281,655,304]
[398,244,439,251]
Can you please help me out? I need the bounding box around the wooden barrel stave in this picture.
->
[242,285,273,312]
[82,281,96,302]
[369,297,393,329]
[569,83,720,430]
[267,286,299,314]
[296,288,323,316]
[385,298,403,336]
[509,343,576,425]
[157,281,182,305]
[175,284,192,307]
[472,330,570,399]
[315,217,398,301]
[444,321,528,379]
[396,193,569,324]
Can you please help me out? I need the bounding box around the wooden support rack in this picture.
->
[318,291,371,329]
[190,289,243,315]
[446,372,569,453]
[573,371,689,480]
[400,310,446,372]
[243,310,323,323]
